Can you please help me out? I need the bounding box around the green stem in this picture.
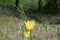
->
[30,31,32,40]
[22,26,24,40]
[20,6,27,20]
[45,24,48,40]
[57,26,59,34]
[13,3,27,20]
[57,26,59,40]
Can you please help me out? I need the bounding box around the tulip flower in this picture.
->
[24,31,30,38]
[24,20,36,30]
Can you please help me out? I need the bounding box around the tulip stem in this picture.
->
[45,24,48,40]
[30,31,32,40]
[57,26,59,40]
[22,26,24,40]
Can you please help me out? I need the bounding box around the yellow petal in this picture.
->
[24,20,36,30]
[24,31,30,38]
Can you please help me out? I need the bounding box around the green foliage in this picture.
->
[0,0,15,7]
[40,0,49,7]
[19,0,38,10]
[0,0,60,15]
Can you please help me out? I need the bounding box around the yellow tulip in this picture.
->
[24,31,30,38]
[24,20,36,30]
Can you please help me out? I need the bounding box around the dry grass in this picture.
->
[0,15,60,40]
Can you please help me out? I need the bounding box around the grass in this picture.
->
[0,15,60,40]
